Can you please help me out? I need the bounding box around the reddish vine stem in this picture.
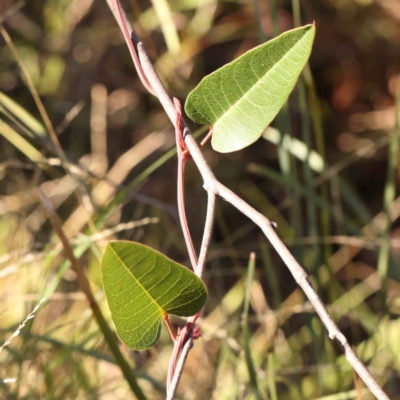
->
[166,328,194,400]
[104,1,390,399]
[109,0,155,95]
[107,0,211,393]
[173,97,198,270]
[109,0,199,272]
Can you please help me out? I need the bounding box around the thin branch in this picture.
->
[103,1,390,399]
[107,0,155,95]
[166,313,198,392]
[0,298,45,354]
[166,330,194,400]
[164,194,215,389]
[196,146,389,400]
[165,193,216,388]
[137,42,178,125]
[174,98,198,269]
[166,167,215,388]
[196,192,217,277]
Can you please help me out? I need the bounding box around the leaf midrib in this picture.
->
[109,244,165,315]
[215,27,312,124]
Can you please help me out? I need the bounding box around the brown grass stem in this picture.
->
[39,190,147,400]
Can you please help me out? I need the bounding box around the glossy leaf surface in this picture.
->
[185,25,315,153]
[102,241,207,350]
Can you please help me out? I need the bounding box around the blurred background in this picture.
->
[0,0,400,398]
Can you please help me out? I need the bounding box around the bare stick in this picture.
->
[196,192,217,277]
[166,313,198,392]
[107,0,155,95]
[166,330,194,400]
[104,2,216,391]
[165,190,215,389]
[174,98,198,269]
[103,1,389,399]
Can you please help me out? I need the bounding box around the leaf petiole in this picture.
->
[162,314,177,341]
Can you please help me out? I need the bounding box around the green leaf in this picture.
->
[102,241,207,350]
[185,24,315,153]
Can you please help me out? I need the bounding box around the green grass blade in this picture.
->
[0,91,46,137]
[0,119,47,163]
[241,253,265,400]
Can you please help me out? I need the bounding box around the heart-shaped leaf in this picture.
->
[185,24,315,153]
[102,241,207,350]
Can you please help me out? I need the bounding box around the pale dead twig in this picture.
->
[0,298,46,354]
